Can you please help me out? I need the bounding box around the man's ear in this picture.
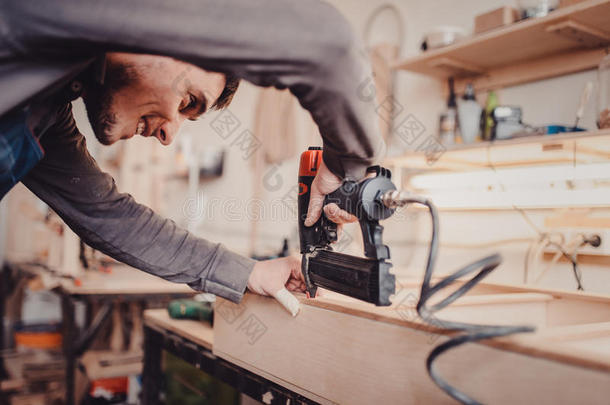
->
[95,54,107,85]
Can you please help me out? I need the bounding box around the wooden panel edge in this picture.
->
[213,348,337,404]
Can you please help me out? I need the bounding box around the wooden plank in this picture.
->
[546,298,610,326]
[544,211,610,228]
[428,57,485,77]
[527,321,610,341]
[143,309,213,350]
[506,322,610,371]
[436,278,610,304]
[0,379,24,392]
[442,292,553,306]
[213,293,610,404]
[299,282,610,369]
[542,251,610,266]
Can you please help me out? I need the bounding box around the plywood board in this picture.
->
[213,293,610,404]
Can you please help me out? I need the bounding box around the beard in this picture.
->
[82,60,137,145]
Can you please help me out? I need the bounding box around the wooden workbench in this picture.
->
[144,309,214,350]
[49,264,195,405]
[142,309,317,404]
[57,264,195,296]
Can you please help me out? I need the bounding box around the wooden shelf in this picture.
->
[394,0,610,93]
[384,129,610,172]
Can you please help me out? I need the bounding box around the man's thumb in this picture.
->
[304,188,324,226]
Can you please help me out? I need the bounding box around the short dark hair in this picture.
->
[212,74,240,110]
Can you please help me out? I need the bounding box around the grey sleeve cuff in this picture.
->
[323,148,380,181]
[189,245,256,303]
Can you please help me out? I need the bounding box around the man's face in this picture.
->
[83,53,226,146]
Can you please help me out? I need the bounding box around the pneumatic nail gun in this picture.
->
[298,147,405,306]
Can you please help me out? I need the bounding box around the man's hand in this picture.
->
[304,159,357,232]
[247,256,305,296]
[247,256,304,316]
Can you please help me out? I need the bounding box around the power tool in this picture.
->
[297,147,399,306]
[297,147,538,404]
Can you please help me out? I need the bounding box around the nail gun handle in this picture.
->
[323,181,359,216]
[298,147,325,253]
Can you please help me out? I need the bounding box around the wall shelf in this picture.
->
[394,0,610,94]
[384,129,610,172]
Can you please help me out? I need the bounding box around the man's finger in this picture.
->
[323,203,357,224]
[304,187,325,227]
[288,256,303,281]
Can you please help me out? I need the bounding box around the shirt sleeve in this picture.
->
[3,0,385,180]
[22,104,255,303]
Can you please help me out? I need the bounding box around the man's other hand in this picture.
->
[303,159,357,233]
[247,256,305,296]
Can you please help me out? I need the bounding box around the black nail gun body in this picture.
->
[298,147,397,306]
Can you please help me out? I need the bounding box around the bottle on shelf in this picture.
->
[439,77,458,145]
[457,83,482,144]
[482,90,498,141]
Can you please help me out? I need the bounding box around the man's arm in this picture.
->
[22,104,255,302]
[2,0,384,180]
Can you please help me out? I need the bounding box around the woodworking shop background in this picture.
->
[3,0,609,295]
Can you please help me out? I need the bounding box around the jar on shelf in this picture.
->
[515,0,559,19]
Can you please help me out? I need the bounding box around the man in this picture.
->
[0,0,384,304]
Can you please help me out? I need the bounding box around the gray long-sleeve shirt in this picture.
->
[0,0,384,302]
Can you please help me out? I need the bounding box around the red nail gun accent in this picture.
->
[298,147,322,177]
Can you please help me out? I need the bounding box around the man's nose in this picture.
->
[154,119,182,146]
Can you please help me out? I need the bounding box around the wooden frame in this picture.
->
[213,281,610,404]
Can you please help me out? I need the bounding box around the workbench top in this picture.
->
[143,309,213,350]
[59,265,195,296]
